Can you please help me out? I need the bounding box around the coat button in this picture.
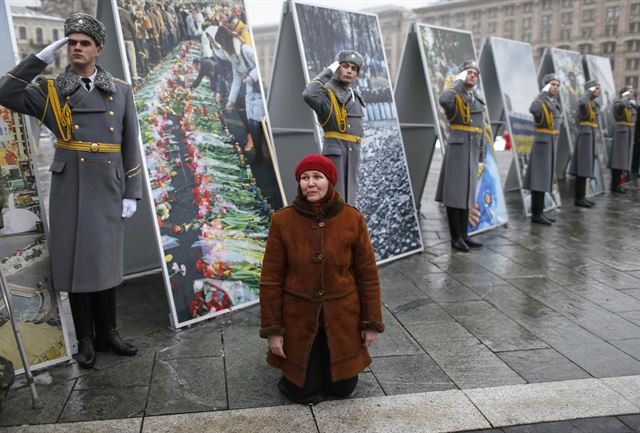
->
[80,157,85,162]
[109,126,115,132]
[74,124,79,129]
[66,96,70,100]
[107,160,111,165]
[108,96,113,101]
[318,221,325,227]
[109,111,114,116]
[318,290,325,296]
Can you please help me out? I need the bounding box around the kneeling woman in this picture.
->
[259,154,384,404]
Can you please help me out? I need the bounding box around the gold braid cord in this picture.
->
[39,80,72,141]
[587,102,596,123]
[325,87,348,133]
[540,102,554,129]
[625,107,632,122]
[454,93,471,125]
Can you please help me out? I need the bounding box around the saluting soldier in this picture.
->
[435,60,485,252]
[609,86,637,193]
[569,79,601,208]
[524,73,562,225]
[303,50,366,205]
[0,13,142,368]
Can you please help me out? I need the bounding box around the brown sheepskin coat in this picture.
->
[259,194,384,388]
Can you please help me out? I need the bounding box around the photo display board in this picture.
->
[584,54,616,169]
[282,1,423,263]
[417,24,508,234]
[114,0,285,328]
[482,37,560,216]
[0,2,70,371]
[542,48,605,196]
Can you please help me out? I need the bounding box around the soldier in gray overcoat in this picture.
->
[0,13,142,368]
[569,79,601,208]
[609,86,637,193]
[435,61,485,252]
[303,50,365,205]
[523,73,562,225]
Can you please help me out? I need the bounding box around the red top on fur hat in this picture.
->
[295,154,338,185]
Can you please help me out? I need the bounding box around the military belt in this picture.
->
[450,124,483,134]
[579,121,598,128]
[534,128,560,135]
[56,139,121,153]
[323,131,362,144]
[616,121,635,127]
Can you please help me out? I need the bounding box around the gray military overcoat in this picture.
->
[303,68,365,205]
[435,79,485,210]
[0,54,142,293]
[608,97,637,171]
[569,96,599,178]
[523,92,562,192]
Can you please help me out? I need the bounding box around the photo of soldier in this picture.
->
[294,2,422,262]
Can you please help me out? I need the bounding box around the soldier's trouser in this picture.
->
[531,190,545,217]
[611,169,622,190]
[69,288,117,340]
[446,207,468,240]
[575,176,586,201]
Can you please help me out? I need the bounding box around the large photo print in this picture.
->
[117,0,284,327]
[0,107,69,372]
[418,25,507,234]
[550,49,605,196]
[293,2,422,262]
[490,38,561,215]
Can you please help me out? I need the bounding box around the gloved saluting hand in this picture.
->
[36,37,69,65]
[541,82,552,94]
[455,70,468,83]
[121,198,137,219]
[327,61,340,73]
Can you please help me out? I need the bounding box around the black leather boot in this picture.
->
[575,198,593,208]
[75,336,96,369]
[463,237,483,248]
[532,214,552,225]
[94,330,138,356]
[451,238,470,252]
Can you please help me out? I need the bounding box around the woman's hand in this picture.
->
[268,335,286,358]
[361,330,378,348]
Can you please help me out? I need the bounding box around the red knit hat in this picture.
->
[295,154,338,185]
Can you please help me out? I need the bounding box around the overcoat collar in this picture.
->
[55,64,116,97]
[292,194,345,220]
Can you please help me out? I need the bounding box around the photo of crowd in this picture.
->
[418,25,508,234]
[117,0,284,326]
[293,2,423,263]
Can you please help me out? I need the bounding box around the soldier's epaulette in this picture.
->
[33,75,55,87]
[113,77,130,85]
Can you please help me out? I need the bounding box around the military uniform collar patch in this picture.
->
[55,64,116,96]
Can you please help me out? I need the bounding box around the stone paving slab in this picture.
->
[601,375,640,407]
[0,419,143,433]
[141,405,317,433]
[311,390,491,433]
[464,378,640,427]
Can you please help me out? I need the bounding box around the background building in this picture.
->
[253,0,640,92]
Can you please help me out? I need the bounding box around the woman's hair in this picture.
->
[214,25,237,55]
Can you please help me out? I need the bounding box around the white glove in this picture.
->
[588,86,596,93]
[622,91,632,98]
[631,100,637,107]
[122,198,137,219]
[455,70,468,82]
[328,61,340,73]
[36,37,69,65]
[542,83,552,93]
